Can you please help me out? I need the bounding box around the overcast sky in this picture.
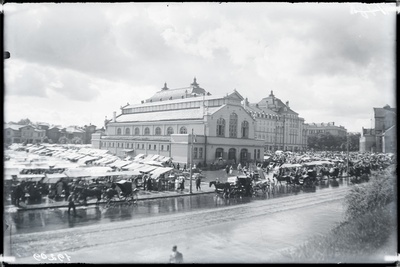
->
[3,2,396,132]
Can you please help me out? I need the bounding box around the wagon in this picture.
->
[115,180,138,204]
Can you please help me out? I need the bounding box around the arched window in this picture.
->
[215,148,224,159]
[117,128,122,135]
[167,127,174,135]
[241,120,249,138]
[134,128,140,135]
[144,127,150,135]
[229,113,238,138]
[228,148,236,161]
[125,128,130,135]
[155,127,161,135]
[179,126,187,134]
[216,118,225,137]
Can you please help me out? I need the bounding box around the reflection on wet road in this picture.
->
[8,177,350,235]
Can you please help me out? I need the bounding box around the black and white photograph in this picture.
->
[2,2,397,264]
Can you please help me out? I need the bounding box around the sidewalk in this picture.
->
[10,181,216,211]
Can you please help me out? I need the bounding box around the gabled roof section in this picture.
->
[227,90,244,101]
[4,124,24,131]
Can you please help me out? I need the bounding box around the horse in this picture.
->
[328,167,340,179]
[11,183,26,207]
[209,181,231,198]
[74,186,103,205]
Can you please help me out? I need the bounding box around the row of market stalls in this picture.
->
[4,144,175,185]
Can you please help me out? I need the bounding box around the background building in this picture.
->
[360,105,396,153]
[4,123,46,144]
[92,79,264,166]
[245,91,308,152]
[307,122,347,137]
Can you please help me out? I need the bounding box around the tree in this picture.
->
[17,118,32,125]
[58,136,69,144]
[71,136,83,144]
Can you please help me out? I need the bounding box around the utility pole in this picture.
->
[189,128,194,194]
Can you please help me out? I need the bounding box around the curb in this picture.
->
[15,190,216,211]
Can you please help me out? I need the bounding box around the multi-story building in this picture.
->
[306,122,347,137]
[19,124,46,144]
[360,104,396,153]
[374,104,396,153]
[92,78,264,166]
[244,91,308,152]
[4,123,24,144]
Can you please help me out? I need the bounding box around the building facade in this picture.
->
[92,79,265,166]
[306,122,347,137]
[359,128,376,152]
[4,124,46,144]
[244,91,308,152]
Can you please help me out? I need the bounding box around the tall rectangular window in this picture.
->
[194,147,198,159]
[199,148,203,159]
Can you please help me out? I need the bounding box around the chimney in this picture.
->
[286,101,289,107]
[113,111,116,122]
[332,122,335,126]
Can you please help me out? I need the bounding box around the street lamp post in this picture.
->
[189,129,194,194]
[346,133,349,176]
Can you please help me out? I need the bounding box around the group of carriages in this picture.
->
[208,158,378,199]
[7,166,205,208]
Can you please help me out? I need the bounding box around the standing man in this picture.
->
[67,192,77,217]
[169,245,183,263]
[225,165,230,176]
[195,175,201,191]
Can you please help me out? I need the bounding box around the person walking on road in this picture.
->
[195,175,201,191]
[67,192,77,217]
[169,245,183,263]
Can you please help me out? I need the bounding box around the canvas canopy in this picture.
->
[149,167,173,179]
[280,163,302,168]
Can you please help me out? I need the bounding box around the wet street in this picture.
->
[4,177,366,264]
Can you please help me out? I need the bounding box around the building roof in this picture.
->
[65,126,85,133]
[123,90,244,112]
[146,78,207,103]
[116,106,223,123]
[4,124,24,131]
[374,106,396,117]
[257,91,298,115]
[247,103,278,115]
[383,124,396,135]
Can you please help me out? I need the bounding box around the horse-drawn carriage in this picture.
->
[104,180,138,208]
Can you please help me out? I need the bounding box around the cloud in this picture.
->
[3,2,396,133]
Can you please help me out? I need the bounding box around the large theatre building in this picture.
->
[92,79,264,166]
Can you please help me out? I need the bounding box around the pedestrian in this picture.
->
[147,175,153,191]
[143,175,148,190]
[180,178,185,191]
[177,163,180,171]
[196,175,201,191]
[237,162,242,173]
[225,165,230,175]
[229,165,233,174]
[67,192,77,216]
[169,245,183,263]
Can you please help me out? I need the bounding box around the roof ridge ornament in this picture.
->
[162,82,169,90]
[191,77,199,88]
